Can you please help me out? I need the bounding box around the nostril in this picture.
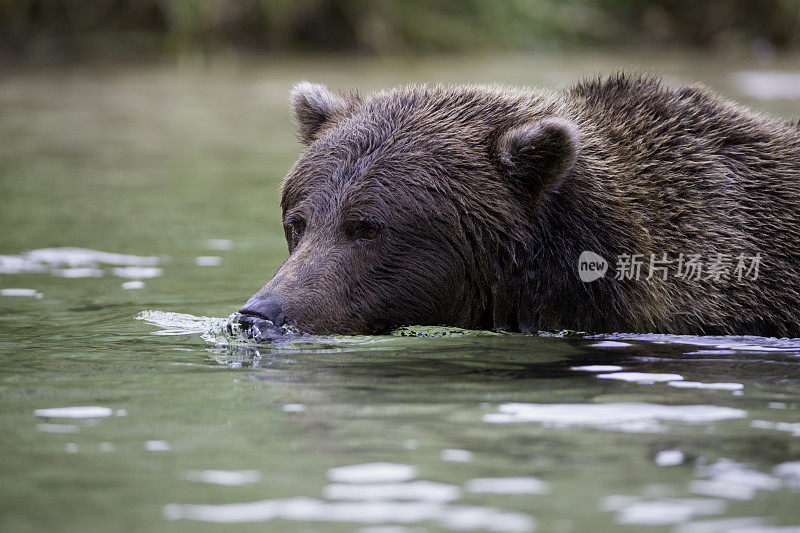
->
[239,297,290,327]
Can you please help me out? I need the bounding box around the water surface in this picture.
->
[1,54,799,532]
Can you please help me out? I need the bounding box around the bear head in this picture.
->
[238,82,580,335]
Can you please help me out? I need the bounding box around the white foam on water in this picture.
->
[768,402,787,409]
[282,404,306,413]
[327,463,418,484]
[440,448,473,462]
[36,423,79,433]
[733,71,800,99]
[571,365,623,372]
[668,381,744,391]
[323,481,460,502]
[185,470,262,486]
[590,341,632,348]
[145,440,171,452]
[465,477,550,495]
[136,310,228,339]
[162,497,535,532]
[596,372,684,383]
[34,406,113,419]
[654,449,685,467]
[205,239,233,250]
[483,402,747,433]
[601,496,726,526]
[64,443,79,453]
[1,288,42,298]
[195,256,222,266]
[121,280,145,290]
[98,442,115,452]
[112,266,163,279]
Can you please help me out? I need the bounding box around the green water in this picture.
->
[1,54,799,532]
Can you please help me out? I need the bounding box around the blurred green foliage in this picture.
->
[1,0,799,62]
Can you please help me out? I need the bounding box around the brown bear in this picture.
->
[236,74,800,337]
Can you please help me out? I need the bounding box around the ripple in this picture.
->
[185,470,262,486]
[690,459,783,501]
[654,449,685,467]
[34,406,113,419]
[483,402,747,433]
[440,449,473,463]
[571,365,623,372]
[590,341,632,348]
[465,477,549,495]
[1,288,43,298]
[601,496,726,525]
[1,247,163,289]
[750,419,800,437]
[0,247,159,276]
[323,481,460,502]
[36,423,79,433]
[163,497,535,532]
[774,461,800,480]
[596,372,684,383]
[112,266,162,279]
[205,239,233,250]
[52,267,104,278]
[594,333,800,352]
[145,440,170,452]
[195,256,222,266]
[327,463,418,484]
[668,381,743,391]
[674,516,791,533]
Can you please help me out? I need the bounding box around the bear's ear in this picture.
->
[290,81,361,145]
[495,117,580,190]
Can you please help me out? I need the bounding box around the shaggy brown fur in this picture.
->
[239,74,800,336]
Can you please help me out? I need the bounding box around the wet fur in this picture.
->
[250,74,800,336]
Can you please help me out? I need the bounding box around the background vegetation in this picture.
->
[2,0,800,63]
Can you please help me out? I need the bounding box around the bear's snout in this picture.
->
[239,297,291,327]
[232,296,299,341]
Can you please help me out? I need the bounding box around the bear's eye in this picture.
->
[284,217,306,244]
[349,218,380,241]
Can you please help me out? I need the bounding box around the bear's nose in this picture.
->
[238,297,291,327]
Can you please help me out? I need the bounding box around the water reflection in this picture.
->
[601,495,726,526]
[129,310,800,530]
[185,469,262,486]
[483,403,746,432]
[165,460,537,532]
[6,57,800,533]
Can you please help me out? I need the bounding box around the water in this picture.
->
[1,53,800,532]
